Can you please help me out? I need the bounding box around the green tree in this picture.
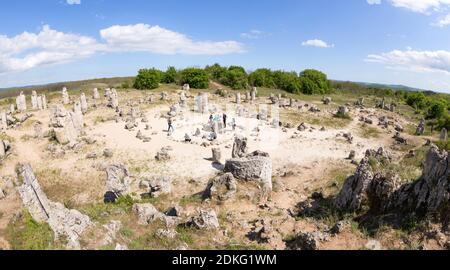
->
[299,69,331,95]
[180,68,209,89]
[205,63,227,81]
[162,66,178,84]
[406,92,428,110]
[426,99,448,119]
[248,68,275,87]
[133,68,162,90]
[221,66,248,90]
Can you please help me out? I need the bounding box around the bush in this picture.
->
[221,67,248,90]
[180,68,210,89]
[406,92,428,110]
[205,63,227,81]
[299,69,331,95]
[162,66,178,84]
[248,68,275,88]
[426,99,447,120]
[133,68,163,90]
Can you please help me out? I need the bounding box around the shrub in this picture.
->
[248,68,275,88]
[162,66,178,84]
[299,69,331,95]
[133,68,163,90]
[221,67,248,90]
[180,68,209,89]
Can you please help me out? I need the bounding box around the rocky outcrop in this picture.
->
[224,151,273,193]
[105,164,131,202]
[16,163,91,249]
[185,209,220,230]
[232,135,248,158]
[203,173,237,201]
[334,148,391,211]
[132,203,164,225]
[334,145,450,220]
[50,105,83,145]
[0,140,11,159]
[139,173,172,198]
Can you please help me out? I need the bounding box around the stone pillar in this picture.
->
[251,90,256,102]
[201,93,209,114]
[16,92,27,112]
[1,110,7,130]
[37,95,43,110]
[42,95,47,110]
[441,128,448,141]
[9,104,15,114]
[212,148,221,164]
[246,92,250,102]
[31,91,38,110]
[93,88,100,100]
[236,92,241,104]
[80,93,88,114]
[62,87,70,105]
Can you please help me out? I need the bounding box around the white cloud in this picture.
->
[67,0,81,5]
[301,39,334,48]
[0,24,245,74]
[366,49,450,74]
[240,30,271,39]
[100,24,245,55]
[433,13,450,26]
[0,25,102,74]
[368,0,450,14]
[367,0,381,5]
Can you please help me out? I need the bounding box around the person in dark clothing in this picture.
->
[168,118,174,133]
[223,113,227,128]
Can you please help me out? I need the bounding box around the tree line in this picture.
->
[133,64,332,95]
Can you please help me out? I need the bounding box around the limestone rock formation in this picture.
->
[186,209,220,230]
[16,163,91,249]
[232,135,248,158]
[139,173,172,198]
[224,151,273,192]
[203,173,237,201]
[105,164,131,201]
[132,203,164,225]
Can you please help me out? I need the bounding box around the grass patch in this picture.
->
[6,211,57,250]
[281,110,351,129]
[358,124,382,139]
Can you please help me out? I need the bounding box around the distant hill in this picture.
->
[0,77,134,99]
[331,80,429,92]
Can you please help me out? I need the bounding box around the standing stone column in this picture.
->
[37,95,43,110]
[16,92,27,112]
[80,93,88,114]
[62,87,70,105]
[212,148,222,164]
[236,92,241,104]
[1,110,7,130]
[93,88,100,100]
[9,104,15,114]
[31,91,38,110]
[289,98,294,107]
[42,95,47,110]
[246,92,250,102]
[441,128,448,141]
[251,90,256,102]
[201,93,209,114]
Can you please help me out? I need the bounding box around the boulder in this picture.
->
[224,151,273,192]
[132,203,164,225]
[231,135,248,158]
[203,173,237,201]
[186,209,220,230]
[105,164,131,201]
[16,163,91,249]
[140,173,172,198]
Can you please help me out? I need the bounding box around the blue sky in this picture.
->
[1,0,450,92]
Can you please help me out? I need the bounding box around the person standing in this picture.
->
[168,118,174,133]
[223,113,227,129]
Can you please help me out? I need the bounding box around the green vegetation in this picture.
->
[180,68,209,89]
[6,211,56,250]
[133,68,163,90]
